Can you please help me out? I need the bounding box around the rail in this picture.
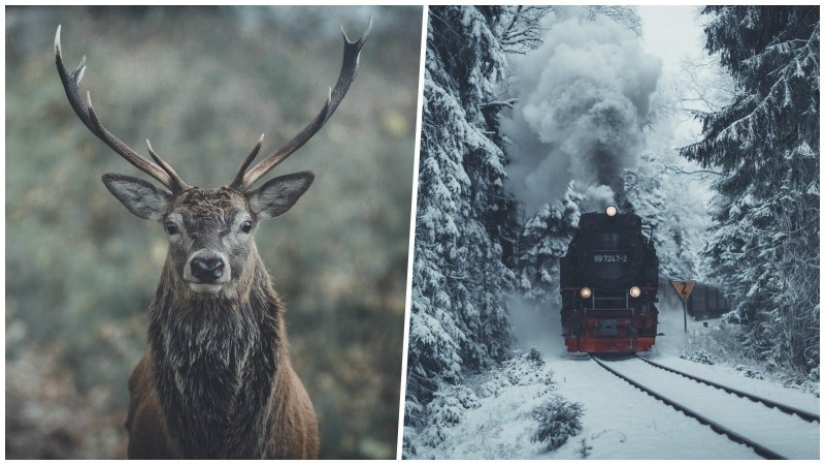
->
[635,355,819,423]
[591,355,787,460]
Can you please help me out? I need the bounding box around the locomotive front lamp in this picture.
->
[580,287,592,298]
[605,206,618,217]
[629,286,642,298]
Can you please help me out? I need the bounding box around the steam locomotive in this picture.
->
[560,206,659,353]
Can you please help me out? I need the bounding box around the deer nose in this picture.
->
[190,257,225,283]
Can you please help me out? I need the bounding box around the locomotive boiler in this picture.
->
[560,206,659,352]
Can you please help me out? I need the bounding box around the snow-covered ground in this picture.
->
[406,302,820,459]
[595,356,818,459]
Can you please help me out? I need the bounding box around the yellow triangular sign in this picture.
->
[671,280,696,302]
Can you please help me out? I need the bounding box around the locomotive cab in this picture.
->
[560,206,659,353]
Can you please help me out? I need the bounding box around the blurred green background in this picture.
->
[5,6,421,459]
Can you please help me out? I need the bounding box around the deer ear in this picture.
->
[247,172,314,219]
[102,173,170,221]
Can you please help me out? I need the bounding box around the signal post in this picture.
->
[671,280,696,332]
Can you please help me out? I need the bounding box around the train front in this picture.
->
[560,206,659,353]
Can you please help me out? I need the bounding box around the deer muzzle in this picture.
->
[184,250,231,294]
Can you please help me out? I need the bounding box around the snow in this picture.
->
[652,356,820,415]
[600,357,819,459]
[406,6,820,460]
[546,356,761,459]
[406,306,820,459]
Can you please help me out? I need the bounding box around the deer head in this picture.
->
[54,22,370,300]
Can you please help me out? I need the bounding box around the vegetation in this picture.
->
[405,6,520,428]
[681,6,820,380]
[530,397,584,452]
[6,5,421,459]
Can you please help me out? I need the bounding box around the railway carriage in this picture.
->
[560,206,659,352]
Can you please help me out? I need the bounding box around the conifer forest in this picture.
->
[403,5,818,458]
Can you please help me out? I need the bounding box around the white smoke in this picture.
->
[584,184,616,212]
[502,13,662,214]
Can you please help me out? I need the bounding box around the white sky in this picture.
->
[636,5,712,148]
[636,5,707,74]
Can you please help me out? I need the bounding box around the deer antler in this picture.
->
[229,18,372,192]
[55,25,189,193]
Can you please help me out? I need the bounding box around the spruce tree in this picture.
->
[681,6,819,374]
[406,6,519,427]
[515,186,583,307]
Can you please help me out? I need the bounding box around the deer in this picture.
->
[54,21,370,459]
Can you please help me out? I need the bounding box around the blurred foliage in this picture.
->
[5,5,422,459]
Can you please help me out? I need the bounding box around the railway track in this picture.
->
[591,355,819,460]
[634,355,819,423]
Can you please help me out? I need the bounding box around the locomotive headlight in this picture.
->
[605,205,618,217]
[580,287,592,298]
[629,286,642,298]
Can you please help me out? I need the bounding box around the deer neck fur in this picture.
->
[148,251,285,458]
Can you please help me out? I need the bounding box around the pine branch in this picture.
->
[483,98,518,109]
[663,165,723,177]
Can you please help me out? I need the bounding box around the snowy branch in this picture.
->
[663,165,723,177]
[483,98,518,109]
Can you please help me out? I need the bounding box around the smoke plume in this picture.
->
[502,13,661,213]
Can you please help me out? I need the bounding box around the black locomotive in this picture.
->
[560,206,659,352]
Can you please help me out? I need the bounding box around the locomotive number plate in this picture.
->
[593,252,628,263]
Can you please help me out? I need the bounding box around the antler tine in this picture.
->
[55,25,183,193]
[229,134,265,190]
[234,17,372,192]
[146,140,190,192]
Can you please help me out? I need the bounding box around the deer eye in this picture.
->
[240,220,253,234]
[165,222,179,235]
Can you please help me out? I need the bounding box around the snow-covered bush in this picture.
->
[529,396,584,451]
[507,352,555,387]
[527,348,545,367]
[477,374,513,399]
[427,389,468,428]
[687,322,819,396]
[416,383,483,449]
[401,427,419,459]
[683,321,747,366]
[734,365,765,380]
[453,385,483,410]
[405,350,583,458]
[577,438,593,459]
[800,367,820,398]
[477,352,555,398]
[419,426,447,449]
[680,349,716,365]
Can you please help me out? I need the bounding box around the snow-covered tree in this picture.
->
[515,186,582,307]
[624,152,708,281]
[681,6,819,375]
[548,5,643,37]
[406,6,520,429]
[494,6,552,54]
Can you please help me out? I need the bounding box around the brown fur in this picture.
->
[56,22,369,459]
[126,345,319,459]
[124,188,319,459]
